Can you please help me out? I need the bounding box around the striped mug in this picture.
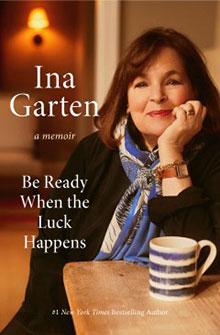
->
[149,236,217,301]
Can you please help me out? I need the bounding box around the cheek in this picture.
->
[171,87,195,105]
[128,91,147,111]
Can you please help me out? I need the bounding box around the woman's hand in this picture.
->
[158,100,206,196]
[158,100,207,154]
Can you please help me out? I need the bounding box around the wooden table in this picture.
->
[63,261,220,335]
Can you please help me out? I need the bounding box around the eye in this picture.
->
[134,81,147,88]
[166,79,181,85]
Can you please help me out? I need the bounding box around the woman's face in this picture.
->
[127,47,195,150]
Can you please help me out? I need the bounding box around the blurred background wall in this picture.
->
[1,0,220,331]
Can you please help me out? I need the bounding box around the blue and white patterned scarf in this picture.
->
[95,118,163,265]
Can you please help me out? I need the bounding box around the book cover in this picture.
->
[0,1,219,334]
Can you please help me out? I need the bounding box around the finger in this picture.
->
[179,103,195,118]
[173,106,187,122]
[201,106,207,122]
[191,103,204,124]
[185,100,203,112]
[192,106,206,132]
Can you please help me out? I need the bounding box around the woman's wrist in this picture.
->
[158,143,192,196]
[158,143,184,165]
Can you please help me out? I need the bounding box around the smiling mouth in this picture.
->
[148,109,173,117]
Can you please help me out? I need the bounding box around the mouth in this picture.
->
[148,109,173,117]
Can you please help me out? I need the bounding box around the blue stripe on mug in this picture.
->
[149,261,195,273]
[150,285,195,297]
[149,274,196,285]
[149,248,195,260]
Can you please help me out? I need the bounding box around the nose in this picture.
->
[149,85,167,104]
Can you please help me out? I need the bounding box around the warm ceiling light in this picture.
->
[28,8,49,30]
[28,8,49,45]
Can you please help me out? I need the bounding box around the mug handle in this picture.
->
[196,240,217,285]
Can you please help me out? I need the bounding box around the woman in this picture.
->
[2,27,220,335]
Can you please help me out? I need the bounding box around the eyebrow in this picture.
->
[137,69,181,79]
[164,70,181,77]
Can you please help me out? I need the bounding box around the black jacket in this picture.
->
[2,131,220,335]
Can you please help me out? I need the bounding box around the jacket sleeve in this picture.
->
[148,149,220,272]
[1,136,91,335]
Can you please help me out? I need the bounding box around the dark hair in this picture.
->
[94,27,220,149]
